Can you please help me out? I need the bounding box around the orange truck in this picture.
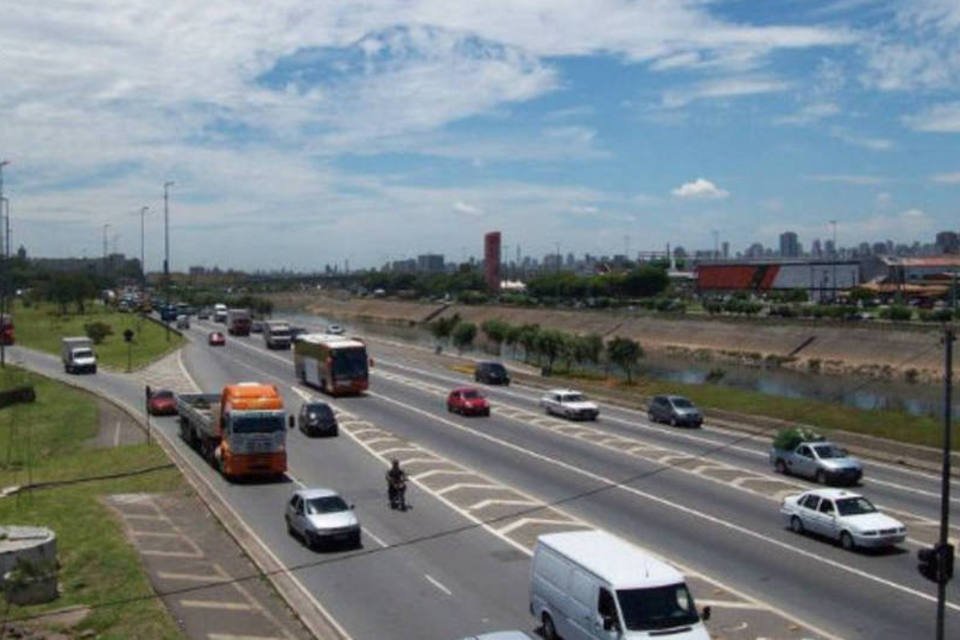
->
[176,383,293,480]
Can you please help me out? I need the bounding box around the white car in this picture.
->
[780,488,906,550]
[539,389,599,421]
[285,488,361,549]
[326,324,345,335]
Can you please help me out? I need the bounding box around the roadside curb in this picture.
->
[11,353,348,640]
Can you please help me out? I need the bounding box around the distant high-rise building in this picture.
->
[417,254,445,273]
[935,231,960,254]
[484,231,501,293]
[779,231,800,257]
[721,241,729,259]
[825,239,836,256]
[811,239,822,257]
[745,243,764,258]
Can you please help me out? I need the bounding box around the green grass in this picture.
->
[547,368,959,450]
[0,367,184,639]
[11,300,183,371]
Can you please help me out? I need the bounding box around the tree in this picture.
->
[481,319,510,354]
[607,336,643,383]
[84,321,113,345]
[516,323,541,362]
[504,324,523,358]
[429,313,461,344]
[535,329,567,375]
[575,333,604,366]
[451,321,477,353]
[618,266,669,298]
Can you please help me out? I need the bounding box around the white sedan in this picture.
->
[539,389,599,421]
[781,488,906,550]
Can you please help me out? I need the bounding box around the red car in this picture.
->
[208,331,226,346]
[446,387,490,416]
[147,389,177,416]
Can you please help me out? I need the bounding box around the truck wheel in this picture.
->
[816,470,827,485]
[542,613,558,640]
[775,459,787,474]
[790,516,804,534]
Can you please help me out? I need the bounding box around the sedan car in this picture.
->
[208,331,226,346]
[447,387,491,416]
[147,389,177,416]
[285,488,361,549]
[474,361,510,385]
[250,320,264,334]
[540,389,599,421]
[781,489,906,550]
[298,401,339,437]
[647,395,703,428]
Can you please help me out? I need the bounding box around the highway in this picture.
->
[12,317,960,640]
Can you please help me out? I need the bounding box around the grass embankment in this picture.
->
[12,300,183,370]
[0,366,183,638]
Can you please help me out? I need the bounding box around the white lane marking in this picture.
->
[367,389,960,615]
[695,600,766,611]
[424,573,453,596]
[207,634,284,640]
[373,356,960,499]
[469,498,540,510]
[142,550,203,558]
[180,600,256,611]
[413,469,473,481]
[114,420,122,447]
[436,483,504,496]
[157,571,229,583]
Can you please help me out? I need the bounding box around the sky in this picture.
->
[1,0,960,271]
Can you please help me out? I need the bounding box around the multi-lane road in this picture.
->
[12,316,959,639]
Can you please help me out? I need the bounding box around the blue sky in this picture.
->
[1,1,959,270]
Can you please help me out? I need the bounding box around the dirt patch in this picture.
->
[0,605,90,639]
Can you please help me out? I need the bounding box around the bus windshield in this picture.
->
[331,348,368,379]
[230,414,286,434]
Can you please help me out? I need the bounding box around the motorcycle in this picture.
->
[388,479,407,511]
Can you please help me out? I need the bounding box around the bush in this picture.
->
[879,305,912,321]
[83,321,113,345]
[773,427,824,450]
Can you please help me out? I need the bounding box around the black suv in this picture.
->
[298,401,339,437]
[474,361,510,385]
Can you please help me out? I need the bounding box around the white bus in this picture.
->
[293,334,369,396]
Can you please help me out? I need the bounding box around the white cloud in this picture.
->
[453,201,483,216]
[661,75,789,108]
[775,101,840,125]
[804,174,887,185]
[902,102,960,132]
[830,127,894,150]
[931,171,960,183]
[671,178,730,200]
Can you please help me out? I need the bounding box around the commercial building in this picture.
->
[779,231,800,258]
[484,231,501,293]
[696,259,860,301]
[417,254,445,273]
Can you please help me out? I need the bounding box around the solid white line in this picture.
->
[367,389,960,615]
[424,573,453,596]
[180,600,255,611]
[114,420,122,447]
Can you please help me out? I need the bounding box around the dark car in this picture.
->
[147,389,177,416]
[474,361,510,386]
[447,387,491,416]
[298,401,338,437]
[290,326,307,342]
[208,331,226,346]
[251,320,264,334]
[647,395,703,428]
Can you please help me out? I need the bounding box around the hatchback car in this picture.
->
[147,389,177,416]
[208,331,226,346]
[474,361,510,385]
[298,401,339,437]
[447,388,491,416]
[175,314,190,330]
[251,320,264,334]
[285,488,361,549]
[780,489,906,550]
[647,395,703,428]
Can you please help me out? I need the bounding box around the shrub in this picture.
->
[83,321,113,345]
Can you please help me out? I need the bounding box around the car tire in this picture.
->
[816,470,827,485]
[775,459,787,475]
[669,416,677,427]
[790,516,804,535]
[840,531,855,551]
[286,516,294,537]
[542,614,558,640]
[351,532,362,548]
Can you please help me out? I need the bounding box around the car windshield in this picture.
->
[462,390,482,399]
[836,497,877,516]
[562,393,585,402]
[671,398,694,408]
[73,348,93,358]
[813,444,846,459]
[153,391,174,399]
[617,584,700,631]
[306,404,334,419]
[484,364,506,374]
[230,414,285,434]
[331,347,368,378]
[305,496,348,515]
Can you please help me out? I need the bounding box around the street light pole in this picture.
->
[0,160,9,370]
[163,182,174,342]
[139,206,150,285]
[829,220,838,302]
[935,326,954,640]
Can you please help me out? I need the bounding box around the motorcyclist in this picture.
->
[386,459,407,509]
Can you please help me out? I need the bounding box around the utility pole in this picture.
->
[830,220,838,303]
[163,181,174,342]
[102,223,111,265]
[712,230,719,261]
[0,158,9,370]
[139,206,150,285]
[936,326,954,639]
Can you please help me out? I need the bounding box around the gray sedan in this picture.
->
[285,488,361,550]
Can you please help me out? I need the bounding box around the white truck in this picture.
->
[61,337,97,374]
[213,303,228,323]
[263,320,292,350]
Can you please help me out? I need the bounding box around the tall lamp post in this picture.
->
[0,159,9,370]
[163,181,174,341]
[138,206,150,285]
[829,220,838,302]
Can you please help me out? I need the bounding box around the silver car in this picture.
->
[780,488,906,550]
[285,488,361,549]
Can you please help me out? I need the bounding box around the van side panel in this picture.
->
[531,545,571,632]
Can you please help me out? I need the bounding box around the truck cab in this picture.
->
[61,337,97,374]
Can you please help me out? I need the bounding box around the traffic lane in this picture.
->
[183,339,540,639]
[369,350,956,521]
[334,372,956,635]
[360,369,957,601]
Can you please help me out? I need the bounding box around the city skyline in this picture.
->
[2,2,960,270]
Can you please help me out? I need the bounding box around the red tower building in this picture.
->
[484,231,501,293]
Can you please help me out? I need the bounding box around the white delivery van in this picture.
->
[530,530,710,640]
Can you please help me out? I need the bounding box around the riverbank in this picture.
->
[270,292,949,384]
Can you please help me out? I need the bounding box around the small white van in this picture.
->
[530,530,710,640]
